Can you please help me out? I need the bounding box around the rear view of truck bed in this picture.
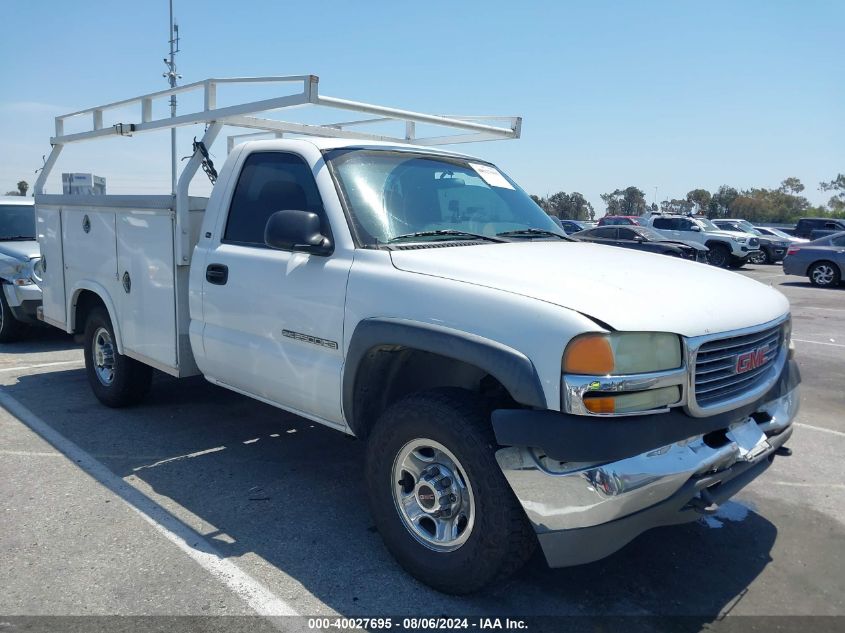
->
[36,195,207,376]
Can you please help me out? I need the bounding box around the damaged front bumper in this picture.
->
[493,360,800,567]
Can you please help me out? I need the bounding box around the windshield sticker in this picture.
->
[469,163,515,190]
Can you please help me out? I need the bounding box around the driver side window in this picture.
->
[223,152,326,247]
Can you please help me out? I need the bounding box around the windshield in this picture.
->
[325,149,564,245]
[763,227,792,239]
[695,217,720,231]
[735,219,762,235]
[0,204,35,240]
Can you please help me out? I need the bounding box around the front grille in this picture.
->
[693,323,783,408]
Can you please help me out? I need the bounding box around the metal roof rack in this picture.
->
[34,75,522,264]
[35,75,520,191]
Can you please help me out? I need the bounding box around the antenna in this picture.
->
[163,0,182,195]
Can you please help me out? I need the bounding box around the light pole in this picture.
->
[163,0,181,195]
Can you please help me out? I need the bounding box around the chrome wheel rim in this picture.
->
[392,438,475,552]
[92,326,115,386]
[749,251,766,264]
[812,265,835,285]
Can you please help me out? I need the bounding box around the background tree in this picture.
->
[779,177,805,195]
[709,185,739,218]
[660,198,694,214]
[16,181,29,197]
[685,189,711,215]
[820,174,845,213]
[531,191,594,220]
[601,186,647,215]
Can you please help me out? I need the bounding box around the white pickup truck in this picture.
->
[34,77,800,594]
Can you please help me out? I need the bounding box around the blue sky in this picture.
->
[1,1,842,214]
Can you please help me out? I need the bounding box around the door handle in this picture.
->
[206,264,228,285]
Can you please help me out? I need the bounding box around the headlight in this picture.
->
[563,332,682,375]
[734,237,747,244]
[29,257,43,284]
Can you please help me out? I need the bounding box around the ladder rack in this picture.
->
[34,75,522,266]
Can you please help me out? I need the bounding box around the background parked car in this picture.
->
[782,231,845,287]
[598,215,642,226]
[646,213,758,268]
[557,219,586,234]
[573,225,709,262]
[0,196,42,341]
[713,218,790,264]
[755,225,808,244]
[793,217,845,240]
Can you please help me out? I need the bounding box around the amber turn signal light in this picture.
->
[563,334,614,374]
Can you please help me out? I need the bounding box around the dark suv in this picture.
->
[794,217,845,240]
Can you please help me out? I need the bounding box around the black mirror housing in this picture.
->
[264,210,332,255]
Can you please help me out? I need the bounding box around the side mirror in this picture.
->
[264,210,332,255]
[689,225,701,232]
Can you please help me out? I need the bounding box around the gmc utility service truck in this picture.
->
[34,76,799,594]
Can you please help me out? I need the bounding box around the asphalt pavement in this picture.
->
[0,265,842,630]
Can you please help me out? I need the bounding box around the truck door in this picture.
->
[198,151,351,426]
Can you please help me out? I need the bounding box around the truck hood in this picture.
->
[703,229,744,241]
[0,240,40,260]
[390,242,789,337]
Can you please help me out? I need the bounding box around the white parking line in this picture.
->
[770,481,845,489]
[0,449,62,457]
[793,338,845,348]
[0,359,84,373]
[796,422,845,438]
[801,306,845,313]
[0,389,299,618]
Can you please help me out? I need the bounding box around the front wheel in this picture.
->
[748,249,767,265]
[707,244,730,268]
[365,389,535,594]
[83,306,153,407]
[0,288,26,343]
[808,261,841,287]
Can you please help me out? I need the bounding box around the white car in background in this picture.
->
[646,214,760,268]
[0,196,42,341]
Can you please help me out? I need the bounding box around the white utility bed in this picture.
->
[36,195,207,376]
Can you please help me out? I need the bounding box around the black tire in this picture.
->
[727,256,747,269]
[0,287,27,343]
[762,248,776,265]
[808,261,841,288]
[365,389,535,594]
[707,243,730,268]
[83,306,152,407]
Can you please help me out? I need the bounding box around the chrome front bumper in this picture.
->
[495,386,799,567]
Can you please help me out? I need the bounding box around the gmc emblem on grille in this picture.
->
[735,345,768,374]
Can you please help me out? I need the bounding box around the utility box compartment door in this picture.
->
[35,206,66,327]
[116,211,177,368]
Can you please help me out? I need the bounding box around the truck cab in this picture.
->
[33,77,800,594]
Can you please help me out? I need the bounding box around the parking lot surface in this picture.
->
[1,266,843,628]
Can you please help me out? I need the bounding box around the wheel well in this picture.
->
[72,290,106,334]
[704,240,728,250]
[350,346,516,439]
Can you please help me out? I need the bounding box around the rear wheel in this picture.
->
[707,243,730,268]
[808,261,841,287]
[0,288,26,343]
[365,389,535,594]
[83,306,152,407]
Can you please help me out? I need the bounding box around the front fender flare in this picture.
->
[342,318,547,433]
